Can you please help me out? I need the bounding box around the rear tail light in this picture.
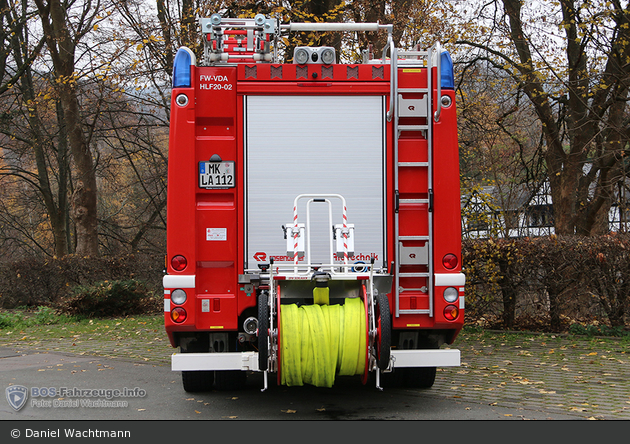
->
[442,254,458,270]
[171,307,187,323]
[443,305,459,321]
[171,255,187,271]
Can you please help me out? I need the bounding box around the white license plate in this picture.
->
[199,161,235,189]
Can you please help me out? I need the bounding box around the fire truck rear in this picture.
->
[163,14,465,391]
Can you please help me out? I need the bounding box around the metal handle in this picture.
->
[287,22,383,32]
[386,40,397,123]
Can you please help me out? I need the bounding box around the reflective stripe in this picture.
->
[163,274,196,289]
[164,299,171,312]
[434,272,466,287]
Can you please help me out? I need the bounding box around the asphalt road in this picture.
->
[1,347,583,421]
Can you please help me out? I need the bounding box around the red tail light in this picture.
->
[171,255,187,271]
[442,254,458,270]
[171,307,187,323]
[443,305,459,321]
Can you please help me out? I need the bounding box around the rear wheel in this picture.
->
[182,370,214,393]
[404,366,437,388]
[180,337,214,392]
[214,370,247,391]
[404,338,438,388]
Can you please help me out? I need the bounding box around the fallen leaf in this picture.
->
[282,409,296,414]
[504,414,513,417]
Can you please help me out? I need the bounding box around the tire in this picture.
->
[405,339,438,388]
[405,366,437,388]
[376,292,391,370]
[214,370,247,391]
[379,367,406,388]
[257,291,269,371]
[182,370,214,393]
[180,337,214,392]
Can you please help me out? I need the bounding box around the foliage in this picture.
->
[463,234,630,332]
[0,254,163,309]
[59,279,161,318]
[0,306,77,329]
[455,0,630,236]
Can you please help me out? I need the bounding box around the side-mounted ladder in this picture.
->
[388,43,443,318]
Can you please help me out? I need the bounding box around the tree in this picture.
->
[457,0,630,236]
[34,0,103,256]
[0,0,71,257]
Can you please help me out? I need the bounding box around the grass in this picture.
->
[0,309,170,363]
[0,306,79,328]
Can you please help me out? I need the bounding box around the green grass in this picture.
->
[0,306,80,329]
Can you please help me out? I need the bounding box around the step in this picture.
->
[398,125,428,132]
[399,198,429,204]
[398,272,430,278]
[398,88,428,94]
[398,162,429,167]
[398,235,430,241]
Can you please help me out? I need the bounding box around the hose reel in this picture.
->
[258,284,391,388]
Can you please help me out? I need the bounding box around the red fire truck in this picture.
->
[163,14,465,392]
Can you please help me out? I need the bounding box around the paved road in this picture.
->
[1,328,629,421]
[0,348,580,421]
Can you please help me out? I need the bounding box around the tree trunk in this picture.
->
[35,0,99,256]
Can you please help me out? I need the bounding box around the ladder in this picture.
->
[390,44,442,318]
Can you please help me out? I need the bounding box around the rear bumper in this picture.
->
[171,349,460,372]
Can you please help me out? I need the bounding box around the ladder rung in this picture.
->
[398,125,428,132]
[400,287,427,292]
[398,309,431,315]
[398,50,428,57]
[398,272,430,278]
[399,199,429,204]
[398,162,429,167]
[399,235,430,240]
[398,88,428,94]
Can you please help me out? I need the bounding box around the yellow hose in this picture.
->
[280,297,366,387]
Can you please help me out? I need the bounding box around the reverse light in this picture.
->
[442,253,458,270]
[171,289,187,305]
[443,287,458,303]
[443,305,459,321]
[171,307,187,323]
[171,255,187,271]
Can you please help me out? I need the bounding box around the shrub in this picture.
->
[0,254,163,309]
[59,280,162,318]
[463,234,630,332]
